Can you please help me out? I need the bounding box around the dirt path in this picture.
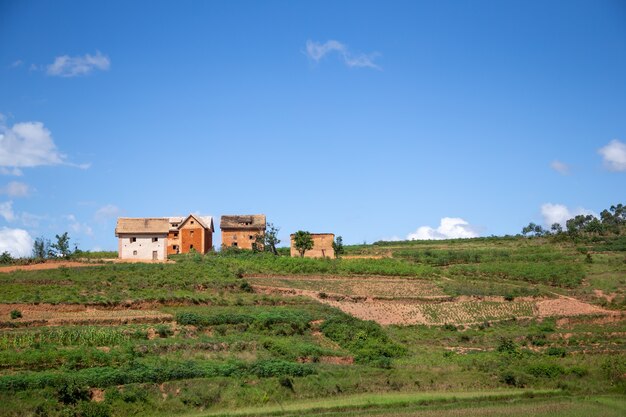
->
[0,261,100,273]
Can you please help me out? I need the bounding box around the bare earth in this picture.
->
[251,276,616,326]
[0,303,172,326]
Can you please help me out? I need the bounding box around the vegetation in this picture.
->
[332,236,345,258]
[293,231,314,258]
[0,204,624,416]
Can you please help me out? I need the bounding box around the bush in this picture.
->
[57,380,90,405]
[526,363,565,378]
[76,401,111,417]
[10,309,22,320]
[546,347,567,357]
[496,337,518,354]
[320,314,405,366]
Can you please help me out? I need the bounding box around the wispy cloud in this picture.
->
[305,40,381,70]
[0,181,30,197]
[0,168,23,177]
[46,51,110,77]
[0,201,16,222]
[550,160,570,175]
[10,60,23,68]
[598,139,626,172]
[407,217,479,240]
[94,204,121,222]
[64,214,93,236]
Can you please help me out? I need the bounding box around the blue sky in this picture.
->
[0,0,625,255]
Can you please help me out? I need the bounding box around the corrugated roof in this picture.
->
[220,214,266,230]
[115,218,170,235]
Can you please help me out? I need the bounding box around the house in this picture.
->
[290,233,335,258]
[116,214,214,260]
[115,218,170,260]
[220,214,266,250]
[167,214,214,255]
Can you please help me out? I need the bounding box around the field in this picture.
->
[0,236,624,416]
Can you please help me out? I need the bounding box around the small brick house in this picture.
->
[220,214,266,250]
[290,233,335,258]
[116,214,214,260]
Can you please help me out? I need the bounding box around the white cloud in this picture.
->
[65,214,93,236]
[94,204,120,222]
[0,181,30,197]
[0,227,33,257]
[407,217,479,240]
[0,119,65,167]
[0,201,16,222]
[46,51,110,77]
[0,167,23,176]
[540,203,595,227]
[20,212,44,228]
[598,139,626,172]
[550,160,570,175]
[10,60,23,68]
[305,40,380,69]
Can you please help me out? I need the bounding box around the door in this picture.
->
[152,251,158,261]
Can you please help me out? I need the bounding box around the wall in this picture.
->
[167,230,181,255]
[222,229,264,250]
[179,218,212,254]
[290,234,335,258]
[119,234,167,260]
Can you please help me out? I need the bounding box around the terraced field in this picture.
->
[0,235,624,416]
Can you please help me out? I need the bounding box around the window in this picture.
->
[190,220,194,224]
[173,245,178,250]
[232,242,238,247]
[249,235,253,240]
[130,237,137,243]
[152,237,158,243]
[173,232,179,238]
[190,230,194,236]
[133,250,137,255]
[232,234,237,240]
[190,244,194,250]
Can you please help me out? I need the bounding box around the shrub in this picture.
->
[320,314,405,366]
[497,337,518,354]
[57,380,90,405]
[546,347,567,357]
[76,401,111,417]
[526,363,565,378]
[10,310,22,320]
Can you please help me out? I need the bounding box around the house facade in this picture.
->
[290,233,335,258]
[116,214,214,260]
[220,214,266,250]
[115,218,170,260]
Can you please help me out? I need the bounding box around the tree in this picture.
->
[33,237,51,260]
[332,236,344,258]
[264,223,281,255]
[293,230,313,258]
[50,232,71,258]
[0,251,13,264]
[550,223,563,234]
[253,222,281,255]
[521,222,546,237]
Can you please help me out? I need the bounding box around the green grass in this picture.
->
[0,234,624,416]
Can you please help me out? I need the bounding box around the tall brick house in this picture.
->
[220,214,266,250]
[166,214,214,255]
[290,233,335,258]
[116,214,214,260]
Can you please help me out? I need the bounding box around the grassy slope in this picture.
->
[0,235,624,416]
